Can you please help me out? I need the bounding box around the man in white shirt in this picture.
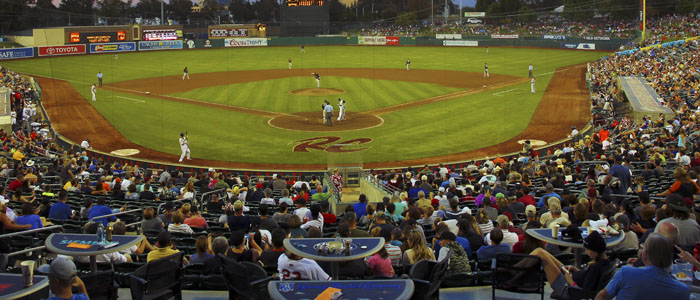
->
[91,84,96,101]
[485,215,519,249]
[178,132,190,162]
[278,252,331,281]
[293,199,309,222]
[80,138,91,149]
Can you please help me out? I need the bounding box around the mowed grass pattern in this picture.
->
[169,76,462,113]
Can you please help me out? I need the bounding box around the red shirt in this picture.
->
[184,216,208,228]
[321,213,336,224]
[518,195,536,207]
[8,179,22,191]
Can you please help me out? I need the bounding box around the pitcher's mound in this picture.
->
[269,112,383,132]
[289,88,346,96]
[110,149,140,156]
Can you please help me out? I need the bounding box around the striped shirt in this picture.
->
[385,244,402,266]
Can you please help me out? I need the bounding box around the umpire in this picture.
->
[324,100,333,126]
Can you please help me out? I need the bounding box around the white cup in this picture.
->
[20,260,35,286]
[551,225,560,239]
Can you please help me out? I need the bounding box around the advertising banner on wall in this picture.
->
[436,34,462,39]
[561,43,596,50]
[89,42,137,53]
[443,40,478,46]
[464,12,485,17]
[38,45,86,56]
[0,48,34,60]
[491,34,519,39]
[138,40,184,51]
[358,36,387,45]
[224,38,268,47]
[583,36,610,41]
[209,28,249,38]
[543,34,567,40]
[386,36,399,45]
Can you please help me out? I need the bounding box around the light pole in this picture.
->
[161,0,164,25]
[459,0,461,24]
[431,0,433,24]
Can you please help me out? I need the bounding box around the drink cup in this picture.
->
[343,238,352,252]
[20,260,34,287]
[551,225,560,239]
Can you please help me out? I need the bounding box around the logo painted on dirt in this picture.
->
[292,137,372,153]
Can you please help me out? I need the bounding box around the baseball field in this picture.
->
[1,46,606,169]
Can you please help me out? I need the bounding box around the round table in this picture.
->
[526,228,625,266]
[45,233,144,273]
[268,279,414,300]
[283,237,385,279]
[0,274,49,300]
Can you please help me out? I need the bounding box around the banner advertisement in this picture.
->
[138,40,184,51]
[386,36,399,45]
[209,28,249,38]
[0,48,34,60]
[464,12,485,17]
[358,36,386,45]
[543,34,567,40]
[491,34,519,39]
[443,40,478,46]
[89,42,136,53]
[583,36,611,41]
[224,38,268,47]
[38,45,86,56]
[436,34,462,39]
[561,43,596,50]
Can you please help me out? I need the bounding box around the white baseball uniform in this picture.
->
[179,136,190,162]
[277,254,331,281]
[406,59,410,71]
[337,100,346,121]
[288,59,292,70]
[91,85,96,101]
[531,77,536,94]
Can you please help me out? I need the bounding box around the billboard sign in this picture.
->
[38,45,86,56]
[443,40,478,46]
[583,36,611,41]
[358,36,386,45]
[386,36,399,45]
[224,38,268,47]
[543,34,567,40]
[491,34,519,39]
[89,42,137,53]
[138,40,184,51]
[436,34,462,39]
[209,28,249,38]
[0,48,34,60]
[464,12,485,17]
[561,43,596,50]
[142,29,182,41]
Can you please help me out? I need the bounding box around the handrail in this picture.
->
[0,225,63,239]
[0,246,47,270]
[199,188,225,212]
[91,209,142,220]
[156,199,192,214]
[125,221,142,235]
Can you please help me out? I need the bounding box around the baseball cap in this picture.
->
[0,197,8,205]
[438,187,445,193]
[37,257,77,281]
[583,231,606,254]
[495,192,505,199]
[525,205,536,217]
[667,194,688,212]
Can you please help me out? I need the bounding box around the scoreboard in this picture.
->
[281,0,329,36]
[286,0,324,6]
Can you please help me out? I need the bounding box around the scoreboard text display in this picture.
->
[142,29,182,41]
[69,31,127,43]
[209,28,249,38]
[287,0,324,6]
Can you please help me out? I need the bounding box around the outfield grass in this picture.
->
[0,46,607,165]
[170,76,462,113]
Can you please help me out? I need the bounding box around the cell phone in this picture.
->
[560,265,569,274]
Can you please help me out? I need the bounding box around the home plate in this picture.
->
[110,149,140,156]
[517,139,547,147]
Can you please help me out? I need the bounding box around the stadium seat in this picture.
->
[492,253,546,300]
[128,252,184,300]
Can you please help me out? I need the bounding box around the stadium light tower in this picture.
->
[161,0,165,25]
[640,0,646,40]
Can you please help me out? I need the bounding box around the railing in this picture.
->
[0,225,64,269]
[90,209,142,220]
[199,188,225,212]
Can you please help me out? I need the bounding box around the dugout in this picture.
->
[618,76,675,123]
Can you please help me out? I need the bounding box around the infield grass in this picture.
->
[1,46,607,165]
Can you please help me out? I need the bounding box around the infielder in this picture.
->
[337,98,346,121]
[300,45,305,53]
[182,67,190,80]
[179,132,191,162]
[406,58,411,71]
[485,45,489,54]
[312,72,320,88]
[528,64,533,78]
[321,103,327,124]
[90,84,96,102]
[288,58,292,70]
[484,63,489,78]
[114,53,118,60]
[324,100,333,126]
[531,77,536,94]
[97,72,103,87]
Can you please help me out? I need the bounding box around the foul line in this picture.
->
[116,96,145,103]
[493,88,518,96]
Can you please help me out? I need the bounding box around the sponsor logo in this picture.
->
[358,36,387,45]
[278,283,294,292]
[138,40,184,51]
[583,36,610,41]
[38,45,86,56]
[209,28,248,38]
[0,48,34,60]
[292,137,372,153]
[561,43,595,50]
[443,40,478,46]
[386,36,399,45]
[491,34,519,39]
[436,34,462,39]
[89,42,137,53]
[543,34,567,40]
[224,38,267,47]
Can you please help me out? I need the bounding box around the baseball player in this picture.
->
[337,98,346,121]
[300,45,305,53]
[531,77,536,94]
[312,72,320,88]
[288,58,292,70]
[90,84,96,102]
[182,67,190,80]
[179,132,191,162]
[406,58,411,71]
[324,100,333,126]
[97,72,103,86]
[528,64,533,78]
[485,44,488,54]
[484,63,489,78]
[321,103,327,124]
[114,53,118,60]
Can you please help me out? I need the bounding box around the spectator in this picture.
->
[227,200,251,232]
[482,198,498,221]
[168,211,194,234]
[278,250,331,281]
[320,201,337,224]
[376,227,401,266]
[258,204,278,231]
[38,258,89,300]
[125,184,140,200]
[311,185,333,202]
[437,231,471,275]
[633,191,655,221]
[140,183,156,200]
[300,203,323,231]
[605,155,631,195]
[0,198,31,232]
[359,204,376,226]
[401,229,435,265]
[278,189,293,206]
[612,214,639,251]
[273,202,292,224]
[457,217,484,254]
[367,238,394,277]
[343,211,369,237]
[184,206,208,228]
[260,228,287,267]
[79,199,92,220]
[353,194,369,220]
[657,167,700,198]
[260,188,275,205]
[160,202,175,228]
[441,198,470,220]
[476,228,510,261]
[476,208,494,236]
[540,197,571,228]
[203,237,230,275]
[597,233,689,300]
[512,221,544,254]
[228,230,261,262]
[292,199,309,222]
[386,202,404,223]
[416,191,431,211]
[486,215,518,248]
[288,215,307,238]
[48,190,77,221]
[654,194,700,250]
[88,198,115,227]
[76,222,131,263]
[538,184,561,208]
[15,202,42,229]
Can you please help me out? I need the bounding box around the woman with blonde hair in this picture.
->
[392,192,408,216]
[476,208,494,236]
[401,229,435,265]
[658,167,700,198]
[179,182,195,200]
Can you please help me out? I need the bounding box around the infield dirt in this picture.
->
[38,64,589,170]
